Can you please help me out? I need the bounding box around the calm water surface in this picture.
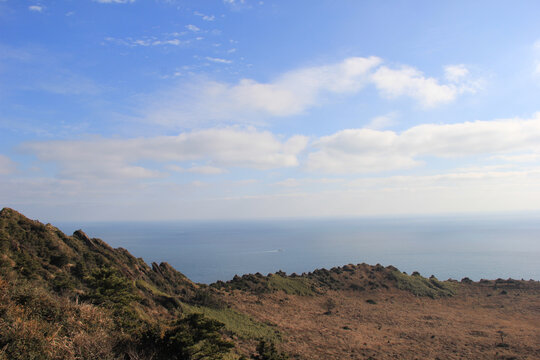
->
[58,215,540,284]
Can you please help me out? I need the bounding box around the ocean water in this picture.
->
[57,214,540,284]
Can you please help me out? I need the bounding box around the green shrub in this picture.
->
[182,304,280,341]
[138,313,234,360]
[391,271,457,298]
[267,274,314,296]
[84,267,139,307]
[251,340,288,360]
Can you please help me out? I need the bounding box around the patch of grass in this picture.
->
[182,303,280,342]
[391,271,458,298]
[135,279,170,298]
[267,274,314,296]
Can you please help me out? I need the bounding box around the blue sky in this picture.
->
[2,0,540,221]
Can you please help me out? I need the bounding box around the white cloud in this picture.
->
[186,24,200,32]
[200,167,540,218]
[274,177,344,187]
[0,155,15,175]
[492,153,540,163]
[141,57,481,127]
[5,166,540,220]
[399,113,540,157]
[307,113,540,173]
[371,64,479,108]
[104,36,189,47]
[346,169,540,193]
[194,11,215,21]
[22,128,308,180]
[187,166,227,174]
[224,0,246,5]
[205,57,232,64]
[365,112,398,130]
[444,64,469,82]
[168,165,227,175]
[94,0,135,3]
[28,5,44,12]
[144,56,382,126]
[308,128,419,173]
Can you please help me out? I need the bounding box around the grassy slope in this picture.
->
[0,208,274,359]
[214,263,460,299]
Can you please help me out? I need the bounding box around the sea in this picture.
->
[57,214,540,284]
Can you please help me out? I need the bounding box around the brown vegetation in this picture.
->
[224,272,539,359]
[1,207,539,359]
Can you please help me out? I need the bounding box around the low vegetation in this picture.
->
[1,207,539,360]
[390,271,458,298]
[0,208,245,359]
[213,272,316,296]
[181,303,281,342]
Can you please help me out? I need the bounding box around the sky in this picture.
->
[1,0,540,221]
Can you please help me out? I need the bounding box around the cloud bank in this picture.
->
[307,113,540,173]
[23,128,308,180]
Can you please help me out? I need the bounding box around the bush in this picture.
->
[84,267,138,308]
[323,298,336,314]
[251,340,288,360]
[139,313,234,360]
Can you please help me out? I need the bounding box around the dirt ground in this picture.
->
[228,284,540,359]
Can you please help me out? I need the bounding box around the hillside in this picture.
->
[0,208,539,359]
[0,208,248,359]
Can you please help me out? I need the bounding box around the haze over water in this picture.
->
[58,214,540,284]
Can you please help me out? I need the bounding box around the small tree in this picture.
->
[251,340,288,360]
[161,313,234,360]
[84,267,138,307]
[323,298,336,314]
[496,330,508,347]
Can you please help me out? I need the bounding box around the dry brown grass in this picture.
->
[227,283,540,359]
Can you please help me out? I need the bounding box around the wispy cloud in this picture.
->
[140,57,481,127]
[274,177,344,187]
[205,56,232,64]
[168,165,227,175]
[223,0,248,9]
[28,5,44,12]
[224,0,246,4]
[365,112,398,130]
[104,36,190,47]
[444,64,469,82]
[371,64,481,108]
[142,56,382,126]
[186,24,200,32]
[94,0,135,3]
[194,11,215,21]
